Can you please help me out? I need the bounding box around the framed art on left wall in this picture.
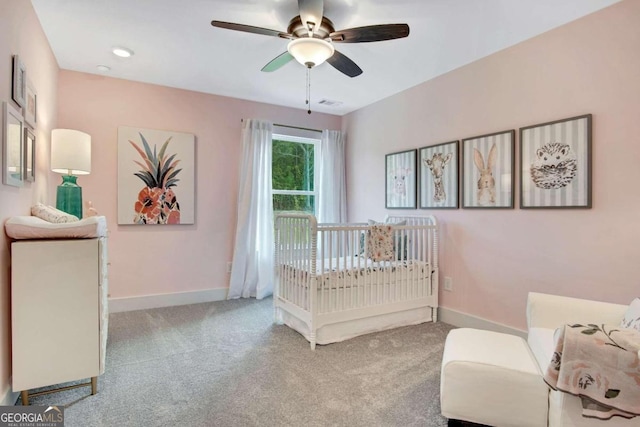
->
[23,127,35,182]
[24,80,37,128]
[12,55,26,108]
[3,102,24,187]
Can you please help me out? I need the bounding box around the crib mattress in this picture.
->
[280,257,430,287]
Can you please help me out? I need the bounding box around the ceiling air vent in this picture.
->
[318,99,343,107]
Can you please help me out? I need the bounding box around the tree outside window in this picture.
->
[272,135,318,215]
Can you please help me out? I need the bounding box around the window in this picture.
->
[272,134,319,215]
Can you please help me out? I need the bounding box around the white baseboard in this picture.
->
[2,377,19,406]
[109,288,228,313]
[438,306,526,338]
[108,291,526,338]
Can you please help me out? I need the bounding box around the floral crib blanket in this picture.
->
[543,324,640,420]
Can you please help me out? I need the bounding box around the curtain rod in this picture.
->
[275,123,322,133]
[240,119,321,133]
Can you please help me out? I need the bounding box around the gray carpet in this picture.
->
[20,298,454,426]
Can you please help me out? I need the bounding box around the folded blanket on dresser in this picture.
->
[544,324,640,420]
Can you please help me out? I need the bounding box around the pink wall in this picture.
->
[0,1,59,403]
[343,0,640,330]
[57,71,341,299]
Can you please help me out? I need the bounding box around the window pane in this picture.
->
[272,139,314,191]
[273,194,315,214]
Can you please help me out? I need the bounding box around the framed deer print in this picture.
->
[385,149,417,209]
[462,130,514,209]
[520,114,592,209]
[419,141,459,209]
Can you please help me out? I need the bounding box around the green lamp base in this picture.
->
[56,175,83,219]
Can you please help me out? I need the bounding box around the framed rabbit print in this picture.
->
[419,141,459,209]
[385,149,417,209]
[520,114,592,209]
[461,130,514,209]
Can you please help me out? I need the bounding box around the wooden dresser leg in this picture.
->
[91,377,97,395]
[21,390,29,406]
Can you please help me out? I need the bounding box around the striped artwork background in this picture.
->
[521,116,590,208]
[462,131,514,208]
[419,142,458,208]
[386,150,416,208]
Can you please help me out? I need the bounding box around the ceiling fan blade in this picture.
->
[298,0,324,32]
[330,24,410,43]
[211,21,291,39]
[261,52,295,72]
[326,50,362,78]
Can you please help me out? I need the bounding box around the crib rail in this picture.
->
[385,214,439,269]
[274,213,317,315]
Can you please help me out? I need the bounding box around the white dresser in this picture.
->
[11,237,108,404]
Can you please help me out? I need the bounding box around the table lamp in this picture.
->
[51,129,91,219]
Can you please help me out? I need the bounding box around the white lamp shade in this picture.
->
[287,38,335,67]
[51,129,91,175]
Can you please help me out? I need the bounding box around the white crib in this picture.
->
[274,213,439,349]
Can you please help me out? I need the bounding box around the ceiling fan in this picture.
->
[211,0,410,78]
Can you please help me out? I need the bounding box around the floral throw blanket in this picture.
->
[544,324,640,420]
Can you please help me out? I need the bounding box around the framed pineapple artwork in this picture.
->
[117,126,195,224]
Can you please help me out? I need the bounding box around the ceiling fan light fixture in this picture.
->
[287,38,334,68]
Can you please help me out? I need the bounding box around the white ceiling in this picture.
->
[31,0,620,116]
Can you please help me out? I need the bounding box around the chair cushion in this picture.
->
[441,328,548,427]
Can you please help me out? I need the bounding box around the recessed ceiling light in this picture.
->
[112,47,134,58]
[96,65,111,72]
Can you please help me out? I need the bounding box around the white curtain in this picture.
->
[228,119,274,299]
[317,130,347,224]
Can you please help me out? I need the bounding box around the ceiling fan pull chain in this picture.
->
[306,66,312,114]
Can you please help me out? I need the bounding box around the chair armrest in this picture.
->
[526,292,627,330]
